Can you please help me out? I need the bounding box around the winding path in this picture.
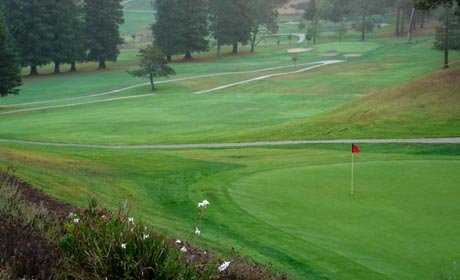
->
[0,138,459,150]
[0,61,341,115]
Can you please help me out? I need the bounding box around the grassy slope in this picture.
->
[121,0,154,35]
[243,63,460,141]
[0,144,459,280]
[1,39,458,144]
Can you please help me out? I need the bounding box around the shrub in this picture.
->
[56,200,215,279]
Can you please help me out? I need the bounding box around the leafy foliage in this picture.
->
[0,13,21,97]
[2,0,55,75]
[210,0,251,54]
[84,0,124,69]
[130,45,176,91]
[57,200,214,279]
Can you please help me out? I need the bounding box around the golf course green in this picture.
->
[0,4,459,279]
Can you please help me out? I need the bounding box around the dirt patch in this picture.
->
[0,214,59,279]
[287,48,313,54]
[0,171,74,218]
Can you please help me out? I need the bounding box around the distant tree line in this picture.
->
[0,0,124,78]
[152,0,288,61]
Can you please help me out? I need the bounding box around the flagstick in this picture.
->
[351,153,355,197]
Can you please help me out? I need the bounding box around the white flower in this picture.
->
[143,234,150,240]
[175,239,182,244]
[121,243,127,249]
[68,212,75,218]
[101,215,106,219]
[194,227,201,236]
[218,261,231,272]
[198,200,210,208]
[180,246,188,253]
[128,217,134,223]
[73,218,80,224]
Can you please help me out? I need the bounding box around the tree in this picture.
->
[210,0,251,55]
[247,0,286,53]
[416,0,460,68]
[350,0,385,41]
[84,0,124,69]
[129,45,176,91]
[303,0,320,44]
[153,0,183,62]
[321,0,352,41]
[50,0,86,73]
[3,0,55,75]
[176,0,209,60]
[0,13,21,97]
[434,4,460,68]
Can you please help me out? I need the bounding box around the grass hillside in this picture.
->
[266,65,460,140]
[0,21,459,280]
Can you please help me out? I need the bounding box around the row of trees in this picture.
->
[0,0,124,76]
[300,0,459,68]
[416,0,460,68]
[299,0,427,43]
[152,0,287,61]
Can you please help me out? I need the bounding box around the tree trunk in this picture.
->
[30,65,38,76]
[400,10,406,35]
[361,14,366,41]
[167,55,172,62]
[150,73,155,91]
[420,11,425,29]
[444,8,450,69]
[250,34,256,53]
[184,50,192,60]
[232,42,238,55]
[54,62,61,74]
[217,43,221,57]
[407,8,416,41]
[70,62,77,72]
[98,59,106,70]
[395,7,401,37]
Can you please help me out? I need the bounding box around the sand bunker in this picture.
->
[287,48,313,54]
[321,52,338,57]
[343,53,363,58]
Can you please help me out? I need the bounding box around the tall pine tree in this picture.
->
[3,0,54,75]
[0,12,21,97]
[176,0,209,60]
[153,0,183,61]
[51,0,86,73]
[84,0,124,69]
[210,0,251,55]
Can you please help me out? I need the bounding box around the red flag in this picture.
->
[352,144,360,154]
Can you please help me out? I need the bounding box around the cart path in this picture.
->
[0,61,326,109]
[0,138,459,150]
[195,60,343,95]
[0,61,341,116]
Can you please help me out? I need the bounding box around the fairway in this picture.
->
[1,11,460,279]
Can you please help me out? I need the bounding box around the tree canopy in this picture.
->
[84,0,124,69]
[130,45,176,91]
[0,12,21,97]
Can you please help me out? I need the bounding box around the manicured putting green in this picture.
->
[230,158,460,279]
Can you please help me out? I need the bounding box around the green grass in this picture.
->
[0,30,459,280]
[121,0,154,35]
[0,144,459,280]
[1,38,458,144]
